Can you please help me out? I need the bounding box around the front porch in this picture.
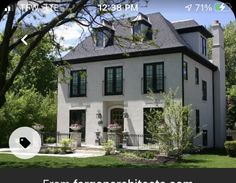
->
[40,131,159,150]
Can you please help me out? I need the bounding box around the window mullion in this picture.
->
[77,73,80,96]
[153,64,156,92]
[113,68,116,94]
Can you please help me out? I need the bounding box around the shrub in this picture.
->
[54,148,62,154]
[224,141,236,157]
[45,137,56,144]
[136,151,156,159]
[121,152,140,159]
[0,89,57,147]
[145,89,193,158]
[60,138,74,153]
[44,148,51,154]
[102,140,114,155]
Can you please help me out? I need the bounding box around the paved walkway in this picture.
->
[0,148,105,158]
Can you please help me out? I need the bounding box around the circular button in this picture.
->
[9,127,41,159]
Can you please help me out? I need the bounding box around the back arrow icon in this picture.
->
[21,35,28,45]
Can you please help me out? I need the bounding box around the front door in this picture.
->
[70,110,86,141]
[110,108,124,131]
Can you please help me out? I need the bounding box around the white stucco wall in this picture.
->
[183,55,214,147]
[57,53,183,145]
[180,32,208,60]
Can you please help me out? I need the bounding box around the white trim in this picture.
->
[171,19,194,23]
[103,64,123,68]
[71,67,87,71]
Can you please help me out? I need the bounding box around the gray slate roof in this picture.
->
[172,19,199,30]
[62,12,209,61]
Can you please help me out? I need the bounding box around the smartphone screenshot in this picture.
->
[0,0,235,182]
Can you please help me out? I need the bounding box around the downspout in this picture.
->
[181,53,185,106]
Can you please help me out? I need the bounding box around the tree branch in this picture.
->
[2,0,89,95]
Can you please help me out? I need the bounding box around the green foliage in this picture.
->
[40,147,62,154]
[0,88,57,147]
[208,22,236,88]
[135,151,156,159]
[145,89,192,157]
[224,22,236,88]
[227,86,236,129]
[102,140,115,155]
[60,138,74,153]
[45,137,56,144]
[224,141,236,157]
[11,33,57,96]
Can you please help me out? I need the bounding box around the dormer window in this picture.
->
[94,20,114,48]
[132,13,152,42]
[96,30,103,47]
[201,36,207,56]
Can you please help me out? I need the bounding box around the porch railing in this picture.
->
[40,131,159,149]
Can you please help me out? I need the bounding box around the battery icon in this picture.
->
[214,3,231,12]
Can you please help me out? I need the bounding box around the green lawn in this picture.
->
[0,153,236,168]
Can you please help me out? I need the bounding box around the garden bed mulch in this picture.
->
[118,154,179,164]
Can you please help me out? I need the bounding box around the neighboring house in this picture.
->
[55,12,226,148]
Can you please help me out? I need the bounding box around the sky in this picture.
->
[0,0,235,55]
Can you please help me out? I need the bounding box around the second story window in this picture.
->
[201,36,207,56]
[144,62,164,93]
[202,80,207,101]
[195,67,199,85]
[105,66,123,95]
[183,61,188,80]
[70,70,87,97]
[196,109,200,134]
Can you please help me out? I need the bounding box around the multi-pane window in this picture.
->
[183,61,188,80]
[70,70,87,97]
[95,29,114,48]
[105,66,123,95]
[195,67,199,85]
[133,22,152,42]
[202,80,207,101]
[144,62,164,93]
[196,109,200,134]
[201,36,207,56]
[96,31,103,47]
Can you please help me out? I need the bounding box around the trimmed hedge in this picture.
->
[224,141,236,157]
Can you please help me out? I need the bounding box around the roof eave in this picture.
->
[54,46,217,71]
[176,26,213,38]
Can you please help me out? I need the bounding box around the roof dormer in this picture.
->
[94,20,114,48]
[131,13,152,42]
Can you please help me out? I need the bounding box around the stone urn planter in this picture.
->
[95,131,101,145]
[70,132,82,147]
[107,132,121,148]
[70,124,82,131]
[70,124,82,147]
[107,123,121,132]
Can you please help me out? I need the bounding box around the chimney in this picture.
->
[211,20,226,148]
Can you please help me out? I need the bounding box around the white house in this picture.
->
[56,12,226,148]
